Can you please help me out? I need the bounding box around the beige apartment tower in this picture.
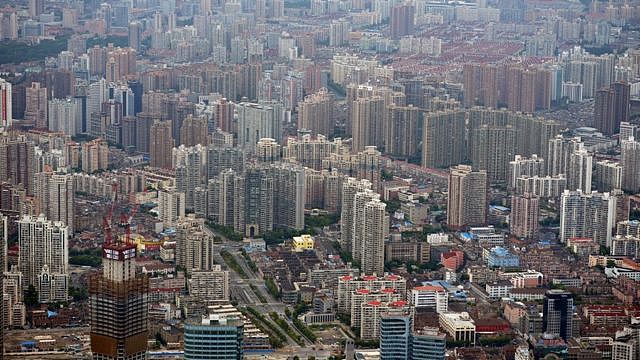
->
[447,165,487,229]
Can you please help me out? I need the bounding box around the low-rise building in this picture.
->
[439,311,476,344]
[411,285,448,313]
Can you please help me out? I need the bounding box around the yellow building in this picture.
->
[292,235,314,251]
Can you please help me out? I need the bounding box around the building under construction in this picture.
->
[89,241,149,360]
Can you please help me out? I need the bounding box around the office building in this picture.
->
[390,4,415,39]
[89,240,148,359]
[237,102,282,152]
[150,120,173,169]
[559,190,616,247]
[447,165,487,229]
[410,285,448,313]
[18,214,68,303]
[0,78,12,130]
[543,290,573,340]
[158,187,186,228]
[510,193,540,240]
[297,88,335,138]
[411,328,446,360]
[621,137,640,193]
[361,300,410,340]
[379,307,412,360]
[439,312,476,344]
[594,160,623,192]
[184,314,243,360]
[24,82,47,129]
[422,110,466,168]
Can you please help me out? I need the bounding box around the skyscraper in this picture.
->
[594,81,630,136]
[173,144,206,210]
[48,98,82,136]
[18,214,69,303]
[358,196,388,276]
[180,115,208,147]
[543,290,573,340]
[269,163,306,230]
[297,88,335,138]
[559,190,616,247]
[243,167,274,237]
[184,315,243,360]
[48,173,75,235]
[0,78,12,130]
[24,82,47,129]
[380,308,412,360]
[351,97,385,153]
[0,136,35,195]
[567,147,593,193]
[149,120,173,168]
[28,0,44,18]
[470,125,516,183]
[158,187,186,228]
[510,193,540,240]
[594,160,622,193]
[422,110,466,168]
[390,4,415,39]
[621,137,640,194]
[89,240,148,359]
[385,105,421,159]
[411,328,447,360]
[340,177,372,251]
[236,102,282,152]
[447,165,487,229]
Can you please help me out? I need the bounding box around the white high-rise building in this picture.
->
[567,147,592,193]
[340,178,372,251]
[48,98,82,136]
[0,78,12,131]
[158,187,186,228]
[559,190,616,247]
[18,214,69,303]
[621,137,640,194]
[358,196,388,276]
[173,144,206,210]
[236,102,282,152]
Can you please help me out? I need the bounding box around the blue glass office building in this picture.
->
[184,315,243,360]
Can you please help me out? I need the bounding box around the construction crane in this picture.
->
[102,183,119,246]
[118,188,147,244]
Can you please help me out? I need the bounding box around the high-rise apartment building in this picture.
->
[543,290,573,340]
[175,216,215,272]
[621,137,640,193]
[510,193,540,240]
[48,98,82,136]
[81,138,109,173]
[158,187,186,228]
[237,102,282,152]
[173,144,206,210]
[24,82,47,129]
[0,78,12,130]
[508,155,545,190]
[298,88,335,138]
[256,138,281,163]
[546,135,583,177]
[470,125,516,183]
[89,240,148,359]
[207,146,245,179]
[567,147,593,193]
[351,97,385,152]
[329,20,350,47]
[188,266,230,301]
[283,135,347,171]
[390,4,415,39]
[268,163,305,230]
[358,197,388,276]
[18,214,68,303]
[463,64,498,108]
[243,167,274,237]
[0,136,35,195]
[422,110,466,168]
[184,315,243,360]
[594,160,623,192]
[594,81,630,136]
[28,0,44,18]
[340,178,372,252]
[149,120,173,168]
[180,115,209,147]
[447,165,487,229]
[385,105,421,159]
[559,190,616,247]
[620,122,639,142]
[33,172,75,235]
